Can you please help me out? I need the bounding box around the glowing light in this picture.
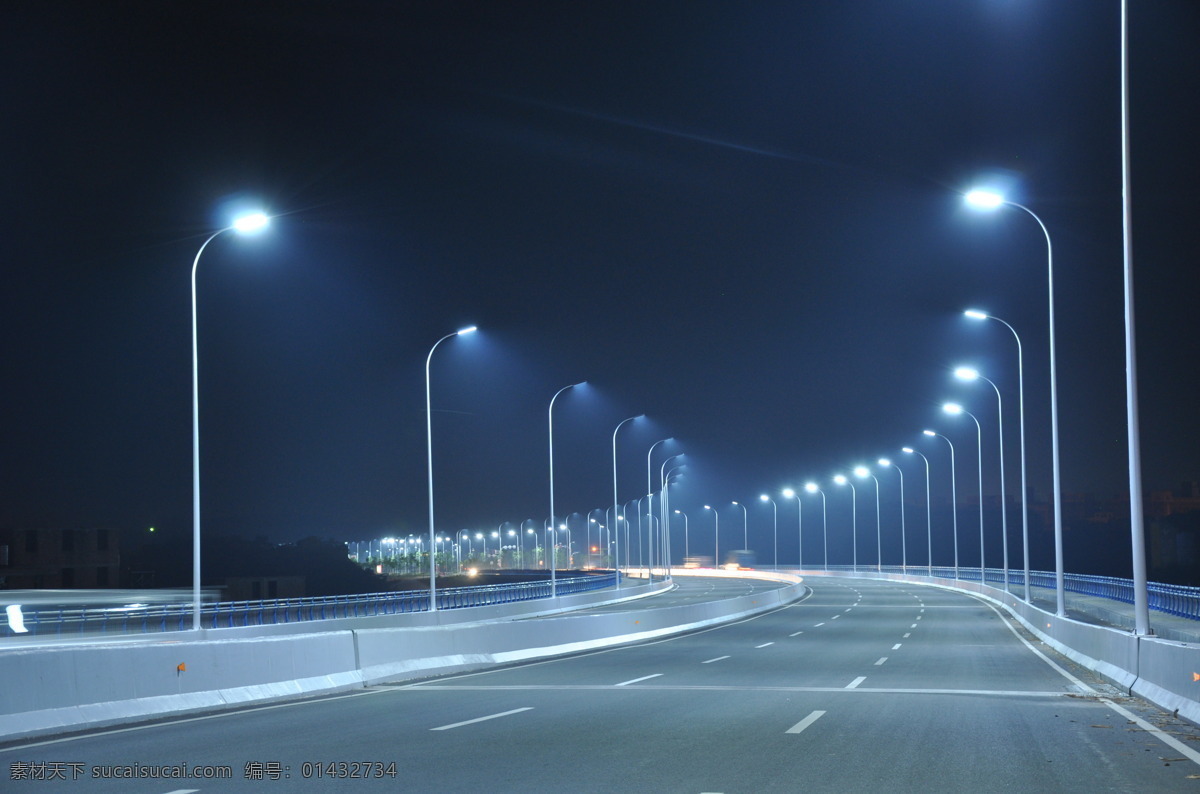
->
[782,488,796,498]
[804,483,818,493]
[964,189,1004,210]
[878,458,891,467]
[834,475,848,485]
[853,466,869,478]
[923,430,936,437]
[232,212,269,233]
[759,494,769,502]
[964,309,988,320]
[902,447,915,454]
[456,325,478,336]
[954,367,980,381]
[943,403,964,415]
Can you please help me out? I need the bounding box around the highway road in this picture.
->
[3,576,1198,791]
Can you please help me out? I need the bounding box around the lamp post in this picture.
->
[758,495,778,570]
[661,461,685,579]
[674,509,689,562]
[611,414,642,587]
[646,438,673,580]
[854,466,882,572]
[924,430,959,578]
[805,483,827,570]
[704,505,719,568]
[879,458,906,572]
[902,448,933,577]
[548,382,585,597]
[833,475,857,572]
[456,529,470,572]
[782,488,803,570]
[964,188,1064,617]
[731,501,748,551]
[190,210,270,630]
[944,403,985,583]
[425,325,477,611]
[1119,0,1150,636]
[955,367,1010,593]
[965,311,1030,601]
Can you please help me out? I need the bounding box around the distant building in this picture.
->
[0,528,120,589]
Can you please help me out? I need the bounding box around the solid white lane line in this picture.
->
[702,656,730,664]
[419,684,1073,697]
[1101,698,1200,767]
[892,643,902,650]
[431,707,533,731]
[615,674,663,687]
[790,631,805,637]
[875,657,888,666]
[846,676,866,689]
[756,642,775,648]
[786,710,827,735]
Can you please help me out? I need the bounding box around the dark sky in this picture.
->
[3,1,1197,572]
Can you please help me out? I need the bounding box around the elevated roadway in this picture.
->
[3,575,1196,791]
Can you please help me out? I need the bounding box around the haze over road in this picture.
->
[4,576,1197,791]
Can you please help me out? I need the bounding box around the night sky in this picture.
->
[4,2,1198,577]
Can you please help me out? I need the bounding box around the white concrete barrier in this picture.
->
[0,572,804,742]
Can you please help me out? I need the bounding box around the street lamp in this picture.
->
[965,311,1030,601]
[955,367,1010,593]
[661,461,685,579]
[548,381,585,597]
[425,325,477,611]
[879,459,906,572]
[674,509,689,562]
[612,415,643,588]
[902,447,933,577]
[190,210,270,630]
[944,402,985,583]
[805,483,827,570]
[924,429,959,579]
[782,488,803,570]
[964,188,1065,618]
[646,438,673,580]
[731,501,748,551]
[854,466,882,572]
[759,494,778,570]
[704,505,719,567]
[832,475,856,572]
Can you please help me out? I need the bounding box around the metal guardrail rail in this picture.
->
[1,573,617,638]
[819,565,1200,621]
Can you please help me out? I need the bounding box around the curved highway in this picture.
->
[3,576,1197,791]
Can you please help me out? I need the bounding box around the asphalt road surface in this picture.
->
[4,576,1198,792]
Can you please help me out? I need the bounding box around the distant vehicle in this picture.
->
[725,549,755,569]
